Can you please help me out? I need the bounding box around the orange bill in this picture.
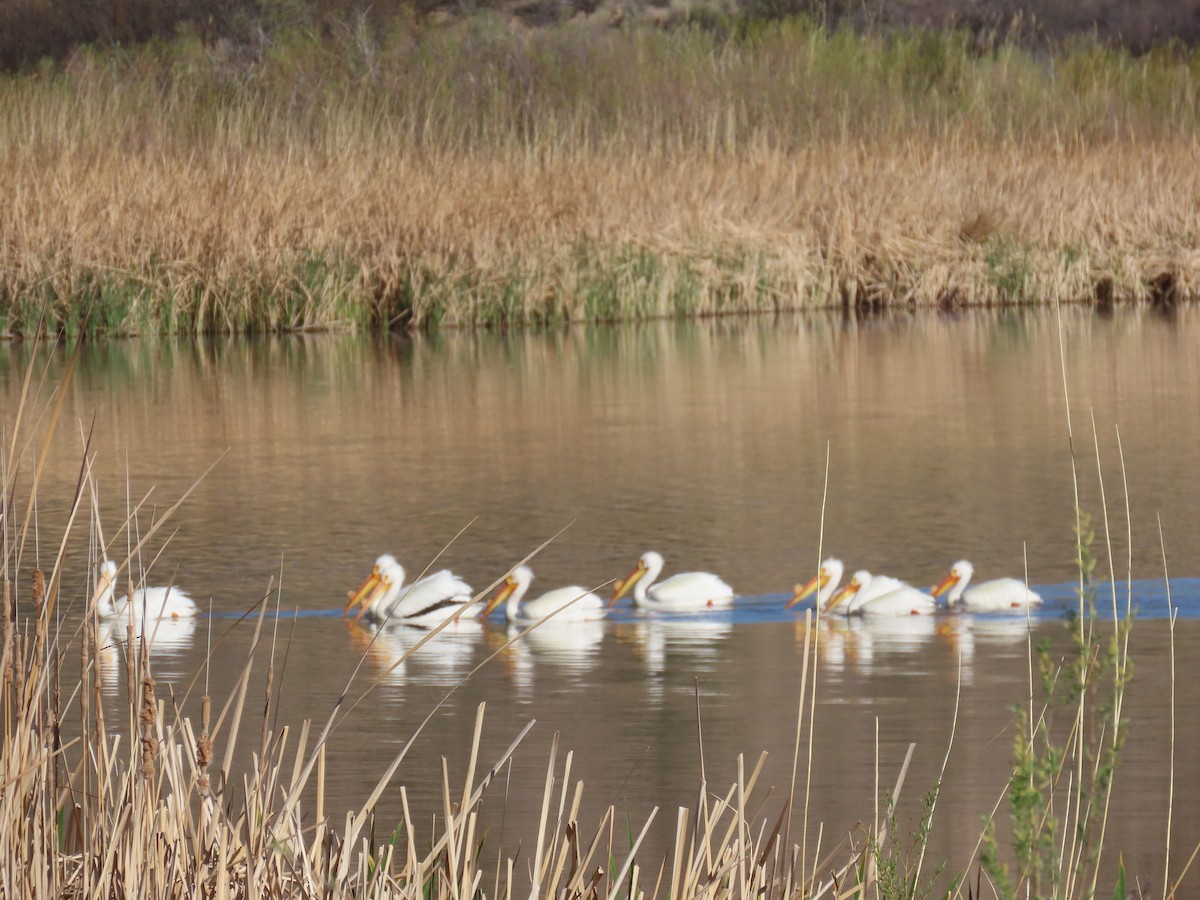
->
[355,576,392,621]
[343,568,382,616]
[824,582,858,613]
[930,572,958,599]
[785,571,827,610]
[484,576,519,618]
[609,561,647,606]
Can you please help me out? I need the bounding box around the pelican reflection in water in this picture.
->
[796,614,941,676]
[95,614,198,696]
[346,618,483,688]
[484,619,607,700]
[613,616,733,704]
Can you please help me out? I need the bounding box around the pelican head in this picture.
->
[484,565,533,618]
[931,560,973,605]
[825,570,870,613]
[95,560,119,617]
[610,551,663,606]
[786,557,843,610]
[357,558,407,620]
[344,553,400,617]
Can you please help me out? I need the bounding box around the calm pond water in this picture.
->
[3,305,1199,889]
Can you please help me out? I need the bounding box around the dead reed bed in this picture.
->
[2,21,1199,334]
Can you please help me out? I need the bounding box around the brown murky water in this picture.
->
[3,306,1198,888]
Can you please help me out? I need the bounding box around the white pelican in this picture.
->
[610,551,734,611]
[931,560,1043,611]
[95,560,198,620]
[484,566,607,625]
[344,554,480,626]
[785,558,844,610]
[826,571,936,617]
[821,569,904,616]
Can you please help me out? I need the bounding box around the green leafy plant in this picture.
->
[979,510,1132,899]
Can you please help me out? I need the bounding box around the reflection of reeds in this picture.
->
[2,22,1199,335]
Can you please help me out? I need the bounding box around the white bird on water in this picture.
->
[484,565,607,625]
[95,559,198,620]
[344,554,481,626]
[826,570,936,617]
[786,557,845,610]
[931,560,1042,611]
[610,551,734,611]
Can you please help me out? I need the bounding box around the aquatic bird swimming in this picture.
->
[822,570,906,616]
[826,570,936,617]
[95,560,198,620]
[484,566,607,625]
[931,560,1042,611]
[345,554,480,626]
[610,551,734,611]
[786,558,844,610]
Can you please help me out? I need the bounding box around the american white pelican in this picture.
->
[95,560,198,620]
[931,560,1043,611]
[344,555,480,626]
[822,569,904,616]
[484,566,607,625]
[827,571,936,617]
[610,551,734,611]
[786,558,844,610]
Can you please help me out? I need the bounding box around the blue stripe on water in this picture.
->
[203,577,1200,623]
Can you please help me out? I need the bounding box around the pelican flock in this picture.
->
[86,548,1044,653]
[334,551,1043,625]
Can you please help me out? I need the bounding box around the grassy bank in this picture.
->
[2,18,1200,335]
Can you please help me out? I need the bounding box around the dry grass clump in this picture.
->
[2,22,1200,334]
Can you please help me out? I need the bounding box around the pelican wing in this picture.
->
[858,586,937,617]
[644,572,734,610]
[518,586,607,624]
[387,570,477,623]
[845,575,906,615]
[961,578,1043,611]
[118,586,199,620]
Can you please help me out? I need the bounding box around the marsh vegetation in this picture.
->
[2,12,1200,335]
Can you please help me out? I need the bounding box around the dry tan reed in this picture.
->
[1,22,1199,334]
